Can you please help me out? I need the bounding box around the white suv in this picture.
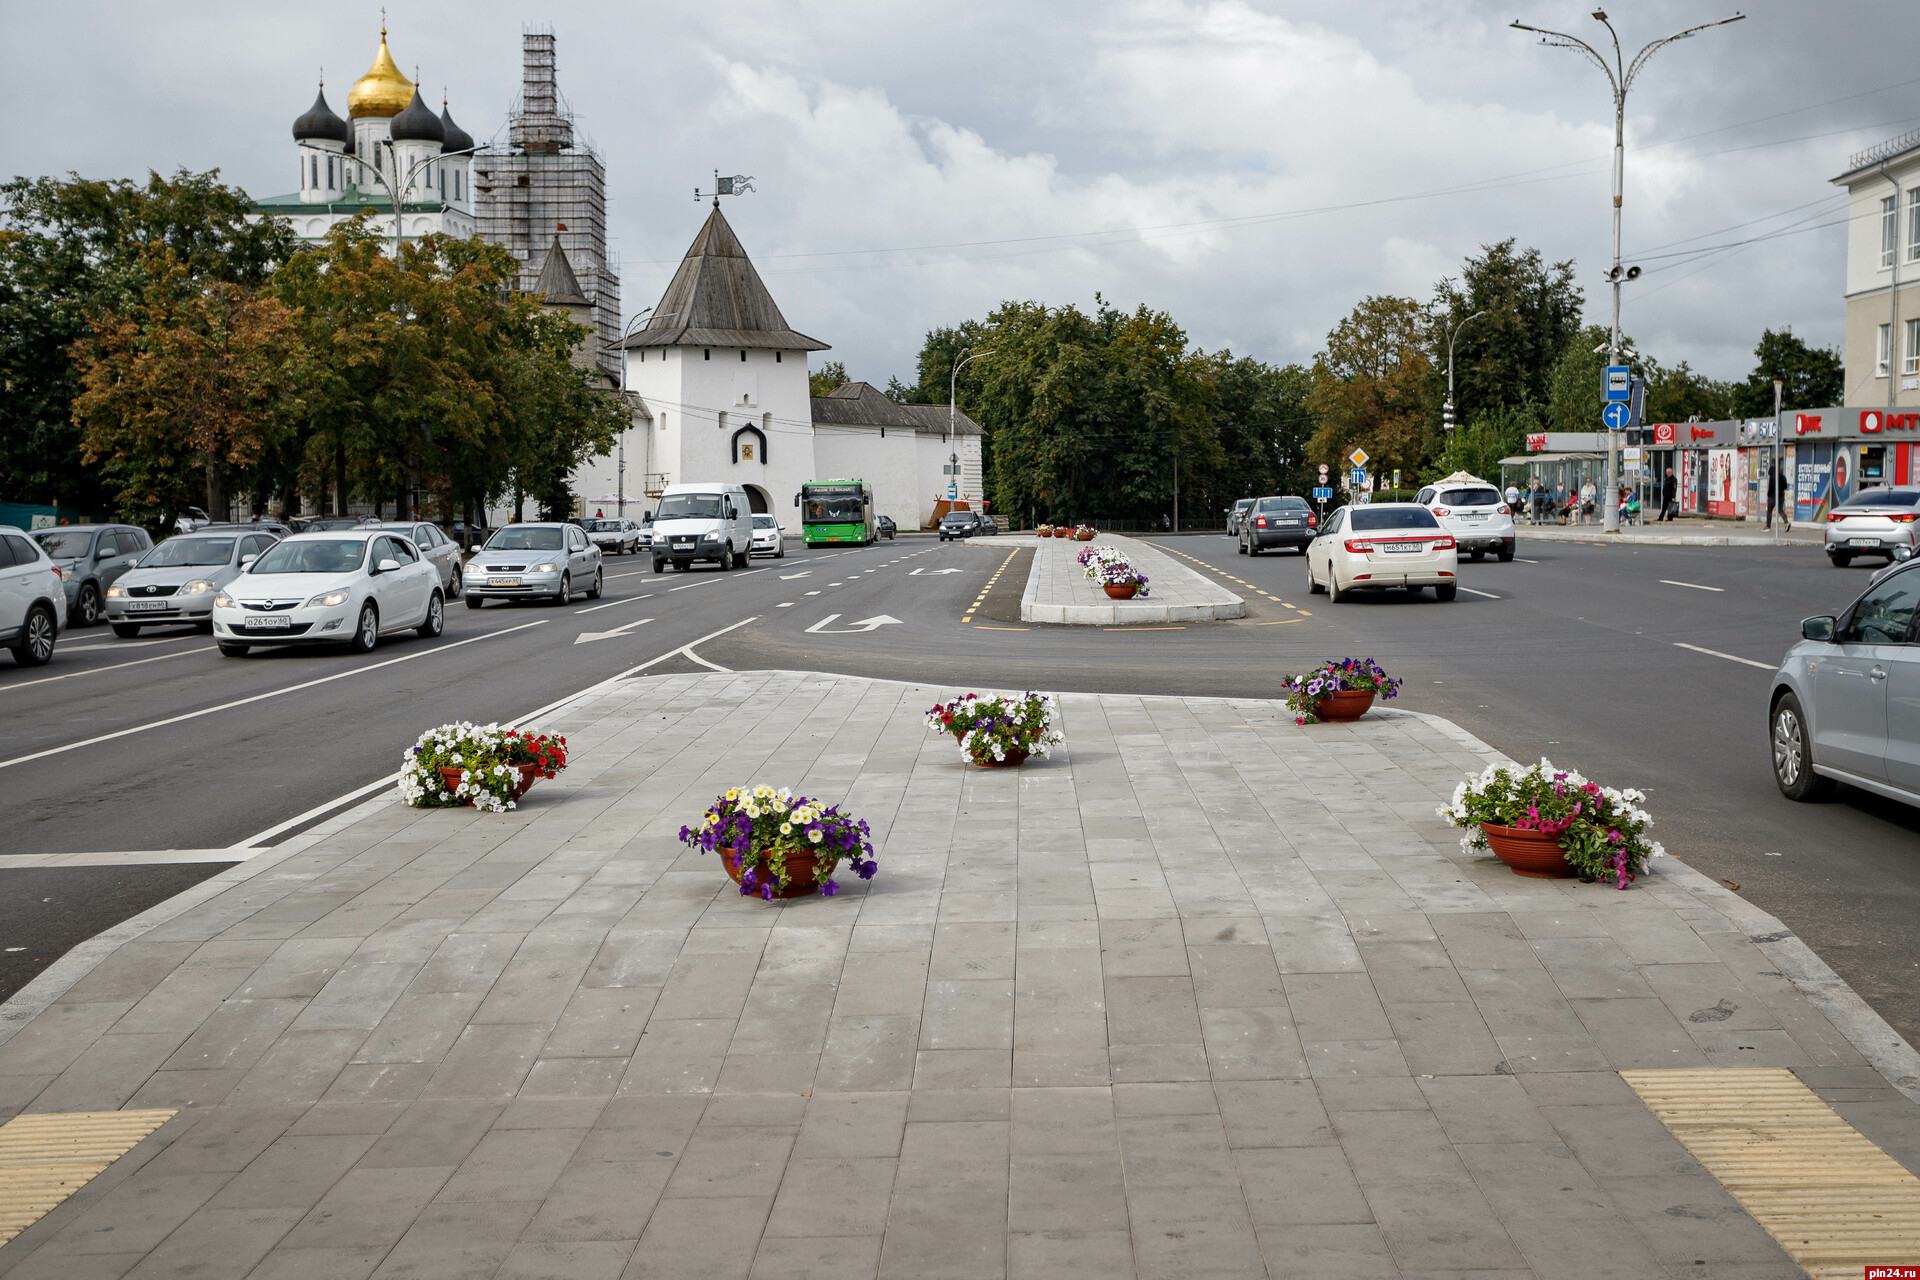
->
[1415,476,1515,562]
[0,525,68,666]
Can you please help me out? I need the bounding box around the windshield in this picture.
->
[484,527,565,551]
[656,494,725,521]
[1842,490,1920,508]
[1351,507,1441,531]
[1257,497,1307,512]
[302,517,369,531]
[251,539,367,574]
[805,498,863,523]
[753,515,777,528]
[1438,488,1502,507]
[139,537,235,568]
[34,530,96,559]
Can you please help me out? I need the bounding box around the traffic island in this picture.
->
[1020,531,1244,623]
[0,672,1913,1277]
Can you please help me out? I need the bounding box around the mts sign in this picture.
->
[1859,410,1920,433]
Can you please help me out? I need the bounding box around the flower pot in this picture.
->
[1311,690,1375,721]
[972,748,1030,768]
[1103,584,1139,600]
[1075,531,1095,541]
[437,764,539,805]
[1052,528,1069,538]
[1480,823,1577,878]
[719,847,823,899]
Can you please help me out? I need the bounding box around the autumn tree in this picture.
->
[1308,296,1432,487]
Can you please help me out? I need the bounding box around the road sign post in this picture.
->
[1605,366,1631,402]
[1602,402,1630,431]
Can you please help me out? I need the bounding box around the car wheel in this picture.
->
[777,546,786,558]
[10,605,56,667]
[466,593,484,609]
[1327,573,1345,603]
[111,623,142,638]
[217,642,250,658]
[76,582,102,627]
[350,602,379,654]
[653,558,665,575]
[448,571,462,599]
[1771,692,1834,802]
[553,574,571,605]
[1237,537,1247,555]
[1307,561,1325,595]
[416,591,444,638]
[586,568,603,600]
[1434,583,1458,601]
[1497,541,1514,563]
[1829,552,1853,568]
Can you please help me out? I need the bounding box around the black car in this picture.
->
[938,512,982,541]
[876,515,897,540]
[1238,495,1317,555]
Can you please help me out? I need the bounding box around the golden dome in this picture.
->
[347,30,413,118]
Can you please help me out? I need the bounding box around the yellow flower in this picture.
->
[724,788,740,802]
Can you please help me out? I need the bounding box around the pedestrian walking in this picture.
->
[1766,466,1791,531]
[1529,480,1545,525]
[1659,467,1678,522]
[1504,482,1520,510]
[1579,478,1596,525]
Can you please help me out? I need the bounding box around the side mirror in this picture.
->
[240,554,257,566]
[376,558,400,574]
[1894,546,1914,562]
[793,494,800,507]
[1801,615,1836,642]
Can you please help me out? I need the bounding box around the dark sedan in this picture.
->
[1238,495,1317,555]
[938,512,983,541]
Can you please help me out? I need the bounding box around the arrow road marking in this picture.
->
[573,617,654,644]
[780,572,812,580]
[909,567,964,575]
[804,614,905,634]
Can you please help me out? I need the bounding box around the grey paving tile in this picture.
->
[748,1235,883,1279]
[1254,1222,1398,1279]
[625,1195,767,1279]
[495,1239,637,1280]
[522,1159,672,1242]
[876,1191,1006,1280]
[370,1200,539,1279]
[1006,1229,1134,1280]
[1237,1147,1373,1226]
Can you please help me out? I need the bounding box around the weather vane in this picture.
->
[694,170,755,208]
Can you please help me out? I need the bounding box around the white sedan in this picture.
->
[749,514,787,559]
[1306,503,1459,602]
[212,531,444,657]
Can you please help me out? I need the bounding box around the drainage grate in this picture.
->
[0,1109,177,1246]
[1621,1068,1920,1280]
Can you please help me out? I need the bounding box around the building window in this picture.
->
[1884,195,1898,269]
[1907,319,1920,376]
[740,349,747,362]
[704,349,710,361]
[1878,323,1893,378]
[375,146,383,174]
[454,169,462,202]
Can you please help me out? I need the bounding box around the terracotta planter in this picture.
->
[1481,823,1577,878]
[1036,529,1052,537]
[972,748,1030,768]
[1052,528,1070,538]
[1103,584,1139,600]
[1310,690,1375,722]
[437,764,540,805]
[1075,531,1095,541]
[719,846,824,899]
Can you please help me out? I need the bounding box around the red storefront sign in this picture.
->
[1525,433,1547,452]
[1796,413,1824,435]
[1690,425,1716,441]
[1859,410,1920,432]
[1652,424,1675,444]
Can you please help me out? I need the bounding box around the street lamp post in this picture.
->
[298,139,480,259]
[1443,309,1490,448]
[949,347,995,509]
[1512,8,1744,533]
[615,308,658,517]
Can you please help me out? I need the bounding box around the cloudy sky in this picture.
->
[5,1,1913,392]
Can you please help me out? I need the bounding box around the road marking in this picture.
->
[1516,557,1541,563]
[1459,587,1501,599]
[55,633,204,654]
[974,625,1028,630]
[909,567,964,575]
[1255,618,1302,625]
[776,602,793,608]
[805,591,820,596]
[575,593,653,614]
[668,576,723,592]
[804,614,904,634]
[1673,642,1774,670]
[1661,579,1725,592]
[573,617,654,644]
[1103,626,1185,631]
[0,618,549,773]
[0,644,215,693]
[780,572,812,580]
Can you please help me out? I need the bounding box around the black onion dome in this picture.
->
[389,88,445,143]
[439,104,474,154]
[293,87,349,143]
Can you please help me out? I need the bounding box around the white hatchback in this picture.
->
[212,531,444,657]
[1306,503,1458,602]
[1415,478,1515,562]
[750,514,786,559]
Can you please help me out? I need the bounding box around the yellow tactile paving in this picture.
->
[0,1109,177,1245]
[1621,1068,1920,1279]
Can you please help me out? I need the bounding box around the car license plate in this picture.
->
[488,576,520,586]
[1382,542,1422,554]
[246,615,292,629]
[1459,516,1483,523]
[1851,538,1882,547]
[126,600,169,612]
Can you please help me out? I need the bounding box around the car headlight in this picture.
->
[464,563,485,575]
[105,584,125,598]
[530,562,557,574]
[701,532,720,542]
[306,589,352,608]
[213,592,233,608]
[181,580,215,595]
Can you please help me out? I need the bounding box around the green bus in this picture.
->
[797,481,875,546]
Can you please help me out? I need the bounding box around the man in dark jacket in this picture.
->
[1659,467,1679,522]
[1767,466,1790,531]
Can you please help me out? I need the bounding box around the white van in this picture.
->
[649,483,754,573]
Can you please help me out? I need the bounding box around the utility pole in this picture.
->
[1512,8,1745,534]
[1773,379,1784,543]
[1879,160,1901,417]
[949,347,995,509]
[1444,309,1490,450]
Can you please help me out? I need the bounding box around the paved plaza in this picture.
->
[0,670,1915,1278]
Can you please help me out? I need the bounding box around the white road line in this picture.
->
[1673,642,1774,670]
[56,633,204,654]
[1458,587,1501,599]
[0,618,549,773]
[1661,579,1725,592]
[1515,557,1541,564]
[1,644,215,693]
[575,593,653,614]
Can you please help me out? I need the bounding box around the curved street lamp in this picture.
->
[949,347,995,504]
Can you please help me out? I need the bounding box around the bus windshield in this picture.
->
[804,496,863,523]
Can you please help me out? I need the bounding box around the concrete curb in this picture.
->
[1377,704,1920,1106]
[1519,527,1821,548]
[1020,534,1244,624]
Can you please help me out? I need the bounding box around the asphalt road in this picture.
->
[3,530,1917,1048]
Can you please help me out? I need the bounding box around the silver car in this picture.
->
[105,529,280,636]
[581,517,640,556]
[1823,486,1920,568]
[1770,557,1920,806]
[373,522,463,599]
[1,525,67,667]
[31,524,153,628]
[463,522,602,607]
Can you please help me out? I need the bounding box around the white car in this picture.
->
[0,525,67,667]
[1414,475,1515,562]
[1306,503,1458,602]
[212,531,444,657]
[1824,486,1920,568]
[749,514,786,559]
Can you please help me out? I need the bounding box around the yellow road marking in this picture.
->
[1622,1068,1920,1280]
[0,1109,177,1245]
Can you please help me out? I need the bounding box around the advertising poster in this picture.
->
[1796,442,1831,522]
[1681,450,1701,514]
[1707,448,1737,517]
[1833,446,1853,507]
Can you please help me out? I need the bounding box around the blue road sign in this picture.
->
[1605,365,1632,403]
[1602,402,1631,430]
[1312,486,1333,502]
[1349,469,1367,487]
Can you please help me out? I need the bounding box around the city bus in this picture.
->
[797,481,875,546]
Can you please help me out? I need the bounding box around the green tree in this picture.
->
[1731,328,1844,417]
[1442,402,1542,484]
[1429,239,1583,436]
[1204,355,1317,504]
[0,170,295,511]
[808,360,849,397]
[1642,356,1736,425]
[1308,296,1432,486]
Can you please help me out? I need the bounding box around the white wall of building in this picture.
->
[813,426,918,531]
